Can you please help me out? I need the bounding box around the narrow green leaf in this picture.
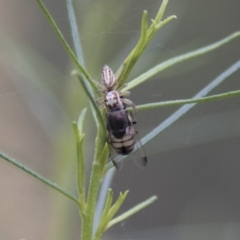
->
[73,108,87,209]
[152,0,169,25]
[123,32,240,91]
[100,191,129,235]
[141,10,148,42]
[94,167,116,236]
[0,151,78,204]
[115,10,148,87]
[66,0,85,66]
[99,189,113,224]
[36,0,98,92]
[135,89,240,111]
[77,108,87,135]
[147,0,174,40]
[37,0,105,139]
[107,195,158,229]
[155,15,177,30]
[116,0,176,87]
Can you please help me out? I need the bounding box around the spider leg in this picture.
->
[122,98,136,113]
[128,110,137,125]
[96,97,104,105]
[120,90,131,96]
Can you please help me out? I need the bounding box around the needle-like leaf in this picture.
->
[123,32,240,91]
[107,195,158,229]
[72,108,87,209]
[135,89,240,111]
[0,151,78,204]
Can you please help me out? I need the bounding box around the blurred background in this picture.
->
[0,0,240,239]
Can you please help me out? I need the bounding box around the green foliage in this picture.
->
[0,0,239,239]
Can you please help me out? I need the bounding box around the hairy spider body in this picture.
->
[98,65,136,113]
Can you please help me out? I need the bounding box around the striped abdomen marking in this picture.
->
[109,127,136,155]
[102,65,116,90]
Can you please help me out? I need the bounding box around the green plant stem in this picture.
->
[65,2,109,238]
[81,153,103,239]
[135,89,240,111]
[0,151,78,204]
[80,134,108,240]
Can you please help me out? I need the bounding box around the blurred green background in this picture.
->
[0,0,240,239]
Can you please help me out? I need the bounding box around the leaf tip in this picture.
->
[124,190,130,196]
[152,195,158,201]
[235,31,240,36]
[71,69,78,76]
